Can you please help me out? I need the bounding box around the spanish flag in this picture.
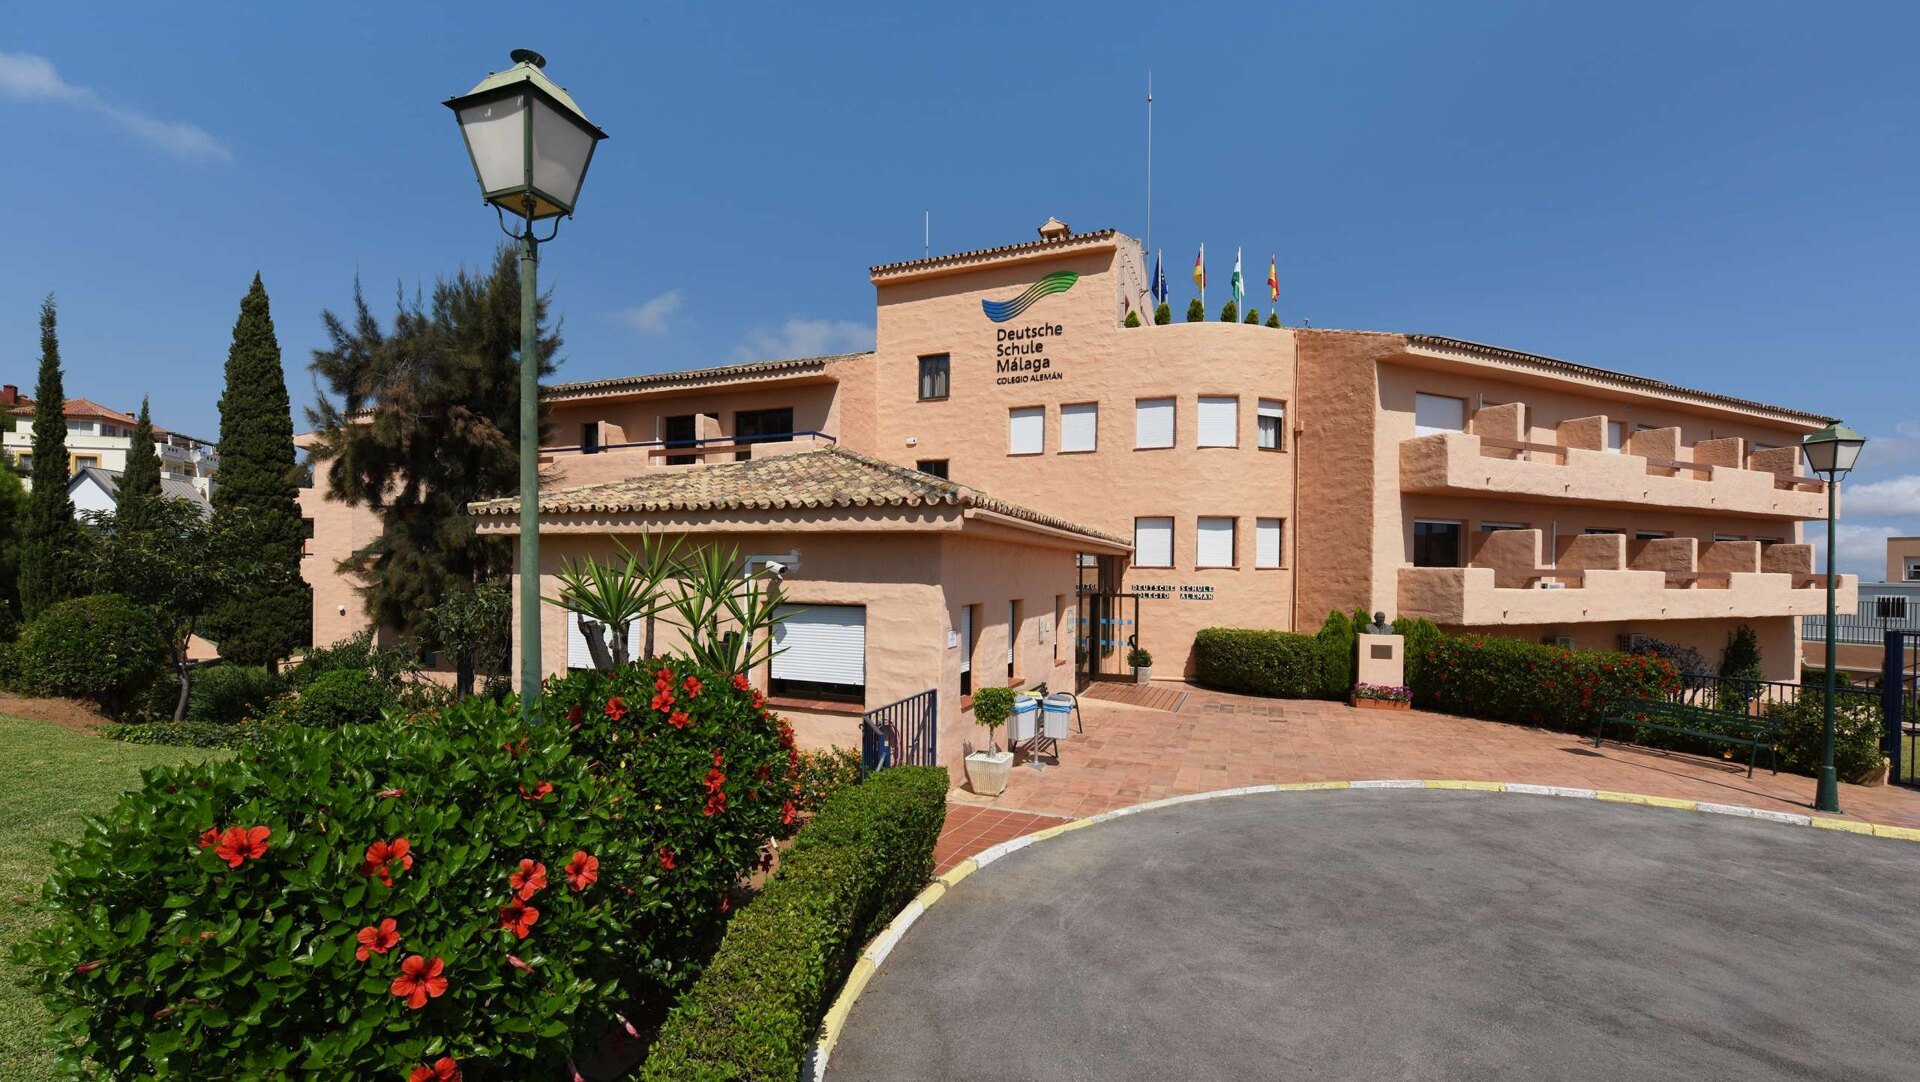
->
[1192,243,1206,290]
[1267,254,1279,301]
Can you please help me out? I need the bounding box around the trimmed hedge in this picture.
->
[1764,690,1887,783]
[1192,628,1321,698]
[640,766,949,1082]
[1413,634,1679,732]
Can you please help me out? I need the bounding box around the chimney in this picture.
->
[0,385,15,405]
[1036,217,1071,241]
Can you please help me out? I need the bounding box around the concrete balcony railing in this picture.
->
[1400,418,1829,521]
[1397,528,1857,626]
[539,431,837,490]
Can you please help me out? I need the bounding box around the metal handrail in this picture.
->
[543,430,838,456]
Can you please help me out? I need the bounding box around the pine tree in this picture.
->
[116,397,163,532]
[204,275,309,667]
[1219,299,1239,323]
[308,247,559,635]
[1265,311,1282,328]
[1154,302,1171,325]
[20,296,83,618]
[1185,298,1205,322]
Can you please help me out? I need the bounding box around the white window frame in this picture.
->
[1008,406,1045,456]
[1196,516,1236,568]
[1134,397,1175,449]
[770,604,867,700]
[1257,400,1285,451]
[1196,396,1239,448]
[1606,421,1625,453]
[1255,518,1284,568]
[1134,517,1174,568]
[1414,393,1467,437]
[1060,401,1098,453]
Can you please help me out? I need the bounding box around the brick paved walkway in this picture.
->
[934,805,1071,875]
[934,683,1920,866]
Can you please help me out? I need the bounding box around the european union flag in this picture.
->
[1152,250,1168,304]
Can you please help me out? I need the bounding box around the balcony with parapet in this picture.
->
[537,431,839,490]
[1398,527,1856,626]
[1399,404,1829,520]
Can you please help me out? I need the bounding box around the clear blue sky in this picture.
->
[4,1,1916,574]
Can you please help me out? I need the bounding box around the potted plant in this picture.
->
[1128,646,1153,684]
[1350,683,1412,711]
[965,686,1016,796]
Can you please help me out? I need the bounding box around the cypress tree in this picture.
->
[1219,299,1239,323]
[1153,302,1171,325]
[1123,310,1141,328]
[204,275,309,667]
[1185,298,1205,322]
[1244,306,1261,325]
[1265,311,1282,328]
[20,296,82,618]
[0,455,25,620]
[116,397,163,532]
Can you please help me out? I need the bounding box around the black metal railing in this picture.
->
[1668,673,1886,717]
[543,430,837,456]
[860,689,937,778]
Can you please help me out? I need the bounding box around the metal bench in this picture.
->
[1597,696,1778,778]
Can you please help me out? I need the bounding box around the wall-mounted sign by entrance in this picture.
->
[982,271,1078,322]
[1132,584,1216,601]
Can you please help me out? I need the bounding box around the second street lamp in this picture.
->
[1801,421,1866,814]
[446,49,608,722]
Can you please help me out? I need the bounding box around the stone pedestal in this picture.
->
[1357,633,1405,689]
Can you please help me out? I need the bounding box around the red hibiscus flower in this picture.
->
[654,666,675,686]
[565,850,600,891]
[214,826,270,868]
[355,917,401,961]
[567,703,584,723]
[498,900,540,940]
[755,763,772,781]
[704,790,727,817]
[704,767,727,795]
[361,838,413,885]
[782,800,798,826]
[409,1057,462,1082]
[717,894,731,915]
[506,953,534,972]
[651,688,676,713]
[196,827,219,850]
[604,697,627,721]
[682,675,703,698]
[668,710,690,729]
[510,859,547,901]
[712,748,725,768]
[519,780,553,802]
[752,689,766,710]
[731,673,751,692]
[658,846,676,871]
[390,955,448,1009]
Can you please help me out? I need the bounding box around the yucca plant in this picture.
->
[544,535,680,672]
[660,544,789,677]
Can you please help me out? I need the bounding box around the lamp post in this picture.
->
[1801,421,1866,814]
[447,50,608,722]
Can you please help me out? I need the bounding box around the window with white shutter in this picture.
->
[1256,518,1283,568]
[1196,517,1236,568]
[1134,517,1173,568]
[1414,393,1466,437]
[1257,400,1285,450]
[1135,398,1175,449]
[770,604,866,703]
[1008,407,1045,456]
[1197,396,1238,448]
[565,610,642,670]
[1060,402,1098,453]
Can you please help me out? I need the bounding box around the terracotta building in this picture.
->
[301,221,1858,774]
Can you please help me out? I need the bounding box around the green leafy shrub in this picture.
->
[1124,309,1142,328]
[1186,298,1205,322]
[1265,311,1282,328]
[16,699,654,1080]
[187,664,285,725]
[106,720,272,751]
[1414,634,1680,732]
[792,746,862,814]
[1192,628,1321,698]
[1127,646,1153,668]
[290,668,392,729]
[287,631,420,694]
[543,662,803,989]
[1764,690,1886,782]
[1244,306,1261,324]
[1219,299,1239,323]
[1393,617,1442,691]
[14,593,164,717]
[1153,302,1172,325]
[639,766,948,1082]
[1314,609,1364,699]
[970,685,1015,751]
[1715,624,1765,711]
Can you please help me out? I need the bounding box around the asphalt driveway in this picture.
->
[827,790,1920,1081]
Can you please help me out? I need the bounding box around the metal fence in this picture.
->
[1673,671,1918,788]
[860,689,937,777]
[1802,583,1920,646]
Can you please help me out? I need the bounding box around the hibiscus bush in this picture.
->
[1413,634,1680,732]
[543,660,802,988]
[15,697,655,1081]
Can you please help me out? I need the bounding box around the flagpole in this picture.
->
[1145,71,1153,260]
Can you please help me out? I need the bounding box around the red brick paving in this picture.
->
[1078,680,1189,712]
[934,683,1920,862]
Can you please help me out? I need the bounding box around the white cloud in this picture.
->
[0,51,231,163]
[1807,522,1909,581]
[614,289,683,335]
[734,318,874,362]
[1839,474,1920,520]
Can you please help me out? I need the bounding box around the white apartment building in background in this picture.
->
[1,385,219,498]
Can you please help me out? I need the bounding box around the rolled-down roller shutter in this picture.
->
[772,605,866,690]
[566,611,644,670]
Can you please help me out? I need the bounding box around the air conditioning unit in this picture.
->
[1537,580,1567,590]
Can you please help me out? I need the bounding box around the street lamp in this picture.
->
[1801,421,1866,813]
[447,50,608,722]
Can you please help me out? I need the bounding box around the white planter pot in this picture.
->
[1133,666,1152,684]
[964,750,1014,796]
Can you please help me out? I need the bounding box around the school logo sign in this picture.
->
[981,271,1078,322]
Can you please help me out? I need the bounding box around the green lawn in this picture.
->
[0,716,223,1081]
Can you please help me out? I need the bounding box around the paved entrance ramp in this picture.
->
[1077,680,1188,712]
[827,789,1920,1081]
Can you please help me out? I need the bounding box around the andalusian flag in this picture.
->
[1267,254,1279,301]
[1192,243,1206,291]
[1230,248,1245,304]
